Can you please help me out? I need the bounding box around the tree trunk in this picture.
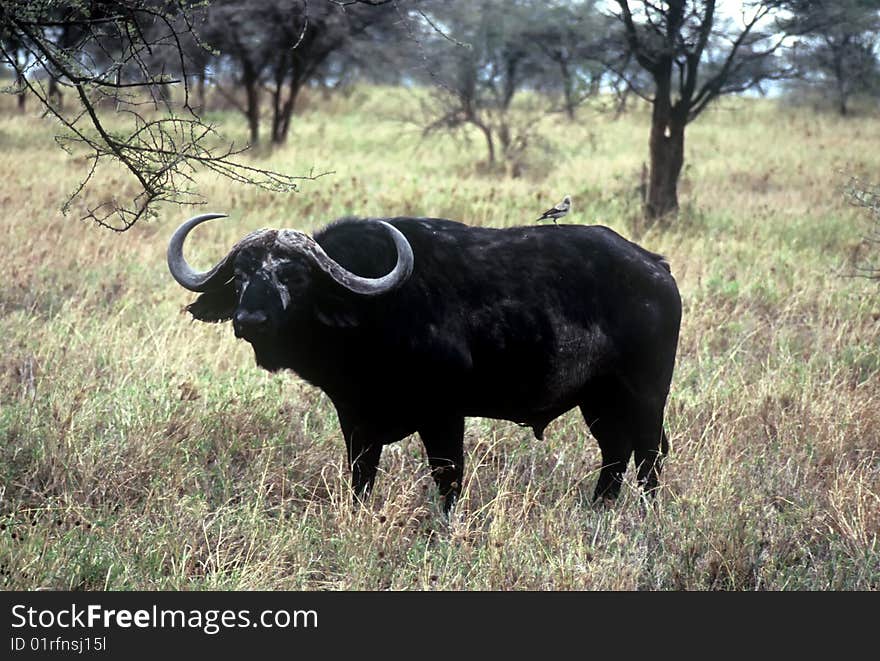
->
[47,76,63,110]
[833,52,849,117]
[243,71,260,146]
[471,118,495,166]
[836,76,849,116]
[270,88,295,145]
[559,60,575,120]
[645,89,685,220]
[16,72,26,113]
[613,85,629,119]
[269,52,287,145]
[270,76,300,145]
[196,67,206,111]
[275,90,297,145]
[501,58,519,110]
[270,86,282,145]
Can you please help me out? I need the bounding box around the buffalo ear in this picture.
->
[186,286,237,323]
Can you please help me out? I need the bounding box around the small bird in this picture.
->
[536,195,571,225]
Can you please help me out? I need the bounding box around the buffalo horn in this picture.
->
[167,213,273,292]
[276,221,413,296]
[168,214,414,297]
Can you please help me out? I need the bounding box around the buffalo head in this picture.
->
[167,213,414,345]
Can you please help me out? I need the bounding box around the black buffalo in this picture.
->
[168,214,681,512]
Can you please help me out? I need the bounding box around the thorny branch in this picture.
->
[0,0,326,231]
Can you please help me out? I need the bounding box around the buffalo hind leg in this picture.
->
[418,417,465,514]
[581,405,633,502]
[633,425,668,497]
[581,394,668,502]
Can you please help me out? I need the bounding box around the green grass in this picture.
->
[0,88,878,590]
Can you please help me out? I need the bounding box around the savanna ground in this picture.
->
[1,88,878,590]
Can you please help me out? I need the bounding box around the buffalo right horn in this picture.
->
[276,221,414,296]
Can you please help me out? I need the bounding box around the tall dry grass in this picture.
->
[0,88,878,589]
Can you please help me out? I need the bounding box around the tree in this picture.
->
[419,0,558,170]
[0,0,316,230]
[0,27,28,112]
[612,1,790,220]
[524,0,611,120]
[197,0,275,146]
[199,0,401,146]
[782,0,880,116]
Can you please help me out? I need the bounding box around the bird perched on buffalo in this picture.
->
[536,195,571,225]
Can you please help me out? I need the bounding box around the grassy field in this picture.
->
[1,87,878,590]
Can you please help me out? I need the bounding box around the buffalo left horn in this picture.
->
[167,213,274,292]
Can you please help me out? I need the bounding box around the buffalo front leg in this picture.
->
[336,408,384,505]
[418,417,465,514]
[348,440,383,504]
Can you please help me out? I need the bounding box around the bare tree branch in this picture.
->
[0,0,326,231]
